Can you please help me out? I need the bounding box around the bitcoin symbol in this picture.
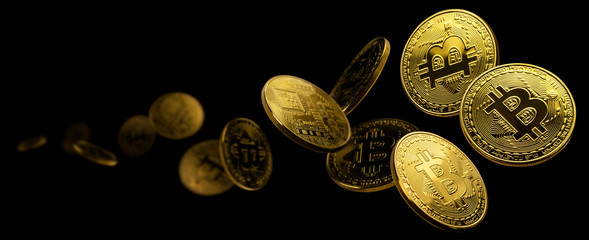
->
[231,130,264,180]
[484,86,548,141]
[348,129,395,178]
[417,36,477,94]
[414,150,468,208]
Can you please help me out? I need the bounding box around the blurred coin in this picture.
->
[400,9,499,116]
[261,75,351,152]
[391,131,487,230]
[17,135,47,152]
[460,63,576,166]
[220,118,272,191]
[179,139,234,196]
[72,140,118,167]
[326,118,418,192]
[330,37,390,114]
[148,92,204,139]
[118,115,156,157]
[62,121,91,155]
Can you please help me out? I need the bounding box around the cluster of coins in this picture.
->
[260,9,575,231]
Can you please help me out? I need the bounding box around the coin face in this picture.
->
[326,118,418,192]
[179,139,234,196]
[391,131,487,230]
[148,92,204,140]
[261,75,351,152]
[220,118,272,191]
[460,63,576,166]
[17,135,47,152]
[118,115,157,157]
[401,9,499,116]
[72,140,118,167]
[330,37,390,115]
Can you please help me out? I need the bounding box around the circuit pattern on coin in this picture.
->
[401,9,498,116]
[179,139,234,196]
[460,63,576,166]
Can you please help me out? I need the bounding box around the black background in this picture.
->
[8,2,585,236]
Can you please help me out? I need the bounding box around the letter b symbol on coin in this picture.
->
[414,150,468,208]
[351,129,395,177]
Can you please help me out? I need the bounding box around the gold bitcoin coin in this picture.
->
[17,135,47,152]
[179,139,234,196]
[261,75,351,152]
[148,92,204,140]
[220,118,272,191]
[460,63,576,166]
[72,140,118,167]
[391,131,488,231]
[326,118,418,192]
[62,121,91,155]
[400,9,499,116]
[330,37,390,115]
[118,115,157,157]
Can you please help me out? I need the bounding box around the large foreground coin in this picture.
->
[330,37,390,115]
[326,118,418,192]
[118,115,156,157]
[261,75,351,152]
[148,92,204,139]
[179,139,234,196]
[401,9,499,116]
[220,118,272,191]
[460,63,576,166]
[391,131,487,231]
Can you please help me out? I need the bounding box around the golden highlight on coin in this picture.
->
[118,115,156,157]
[261,75,351,152]
[391,131,488,231]
[72,140,118,167]
[220,118,272,191]
[17,135,47,152]
[179,139,234,196]
[148,92,204,140]
[62,121,91,155]
[401,9,499,116]
[326,118,418,192]
[330,37,390,115]
[461,63,576,166]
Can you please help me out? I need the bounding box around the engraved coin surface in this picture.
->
[326,118,418,192]
[72,140,118,167]
[460,63,576,166]
[401,9,498,116]
[148,92,204,140]
[261,75,351,152]
[220,118,272,191]
[179,139,234,196]
[391,131,487,230]
[17,135,47,152]
[118,115,156,157]
[330,37,390,114]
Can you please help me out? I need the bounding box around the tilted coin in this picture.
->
[72,140,118,167]
[62,121,91,155]
[261,75,351,152]
[17,135,47,152]
[326,118,418,192]
[401,9,499,116]
[460,63,576,166]
[179,139,234,196]
[118,115,156,157]
[148,92,204,140]
[220,118,272,191]
[391,131,488,230]
[330,37,390,115]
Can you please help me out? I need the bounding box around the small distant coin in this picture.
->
[62,121,91,155]
[17,135,47,152]
[261,75,351,152]
[460,63,576,166]
[179,139,234,196]
[72,140,118,167]
[118,115,156,157]
[391,131,488,231]
[220,118,272,191]
[400,9,499,116]
[326,118,418,192]
[148,92,204,140]
[330,37,390,114]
